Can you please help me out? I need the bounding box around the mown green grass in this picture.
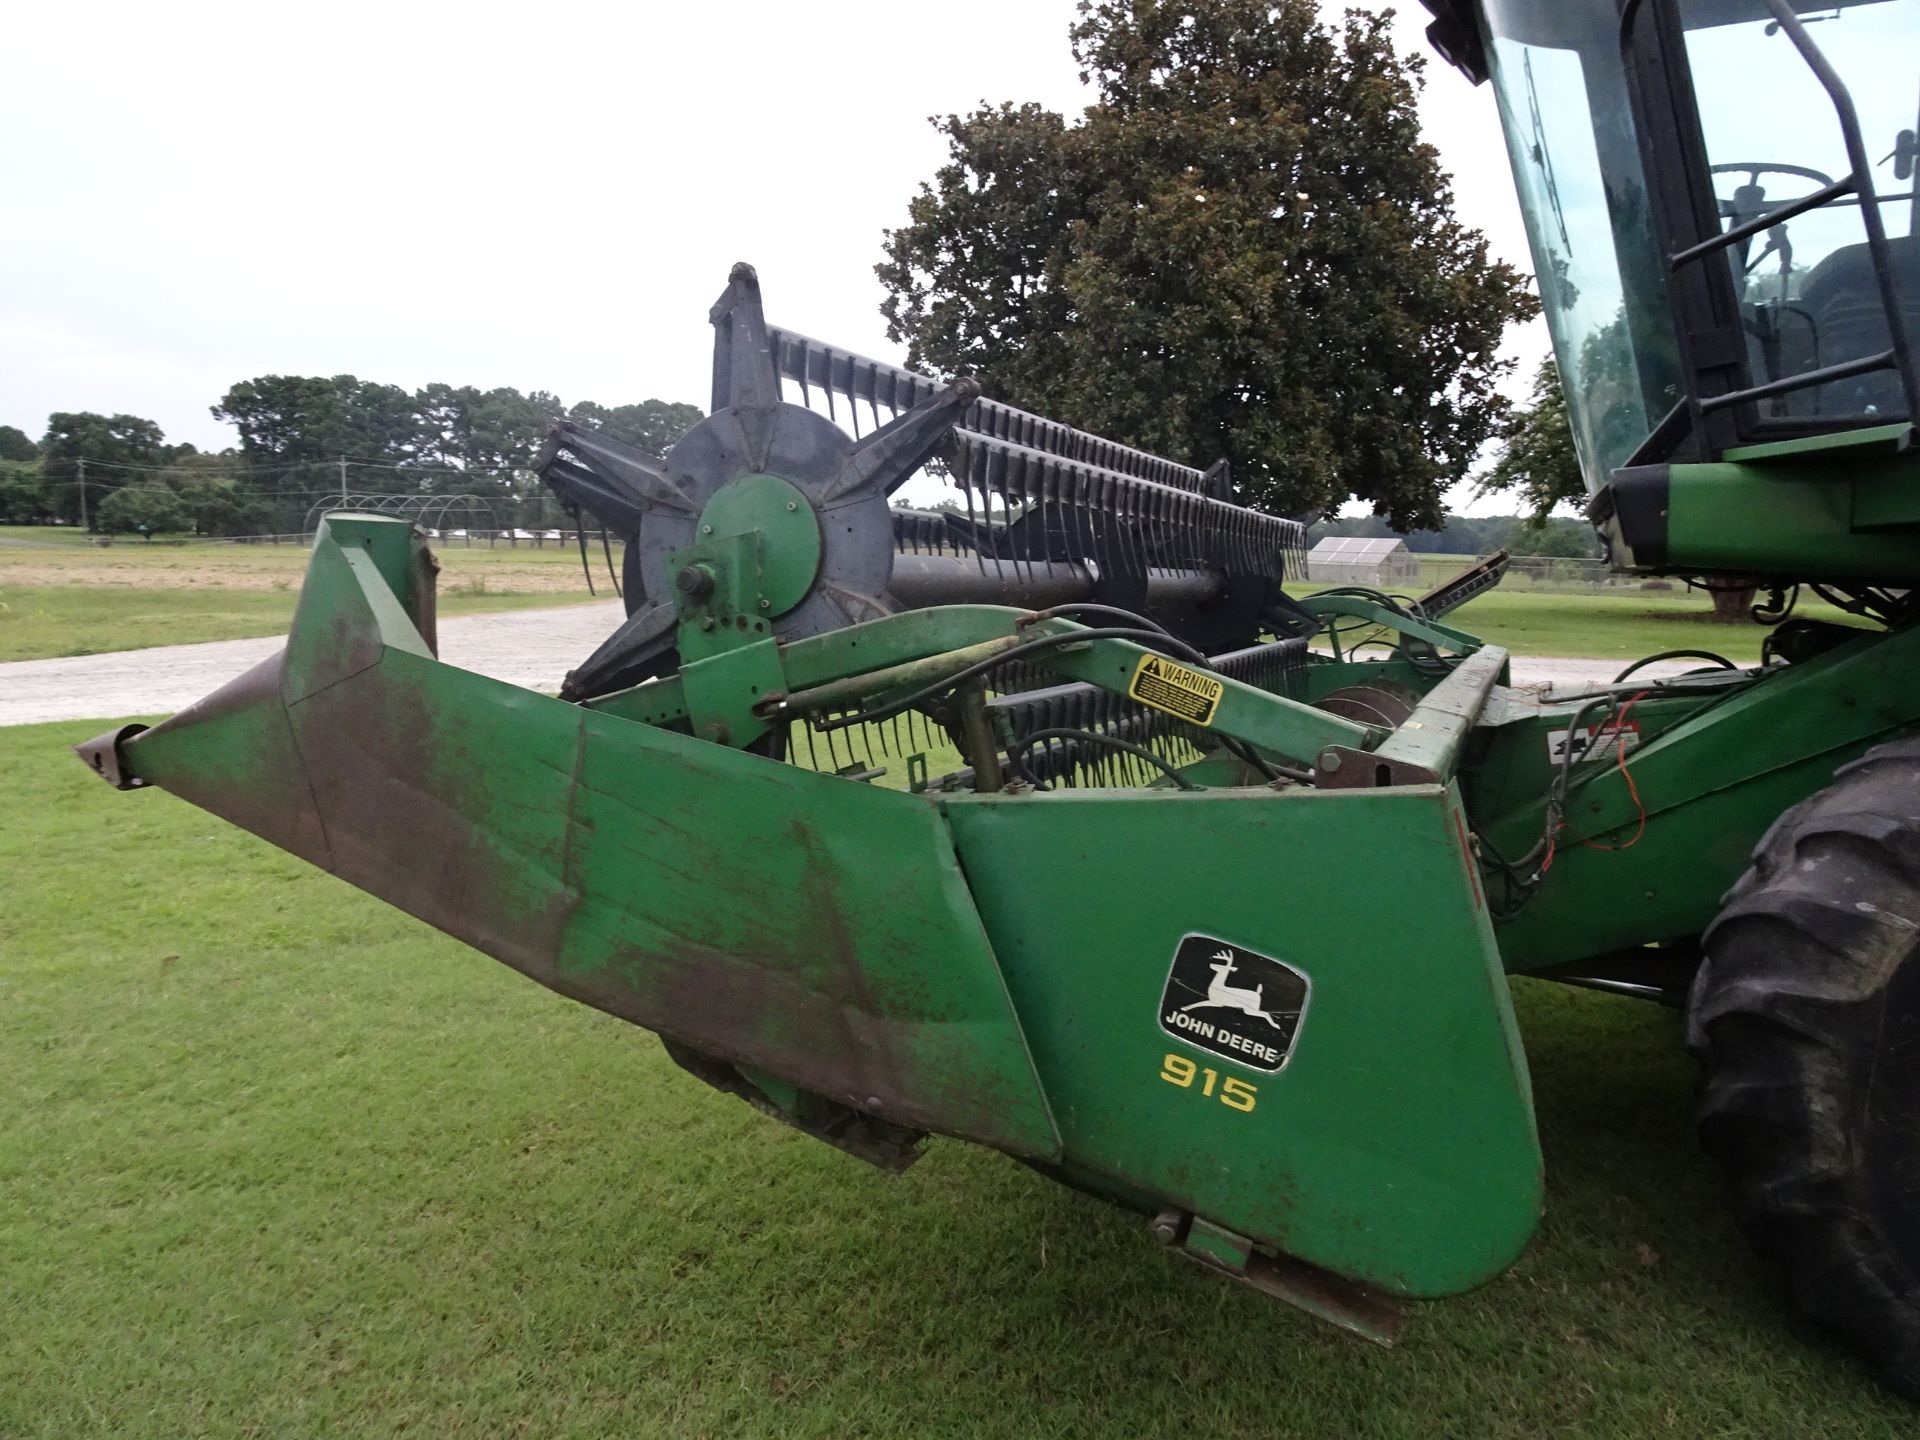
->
[0,535,610,659]
[1299,576,1858,665]
[0,527,1845,668]
[2,719,1910,1437]
[3,573,1841,668]
[0,585,597,662]
[0,523,95,546]
[1438,589,1855,663]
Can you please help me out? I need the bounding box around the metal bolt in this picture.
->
[1318,750,1343,773]
[758,598,770,610]
[1150,1209,1185,1246]
[786,501,797,511]
[676,565,715,600]
[701,524,712,535]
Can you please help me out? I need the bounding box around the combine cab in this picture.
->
[79,0,1920,1396]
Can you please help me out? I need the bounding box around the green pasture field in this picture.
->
[1437,589,1857,663]
[1314,554,1862,664]
[0,523,95,546]
[1,527,1863,668]
[0,585,606,662]
[2,719,1910,1438]
[1295,578,1860,665]
[0,537,607,661]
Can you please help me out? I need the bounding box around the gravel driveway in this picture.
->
[2,601,627,726]
[1,603,1699,728]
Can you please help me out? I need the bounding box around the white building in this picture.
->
[1306,536,1420,589]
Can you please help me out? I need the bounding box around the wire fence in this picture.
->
[1405,554,1682,594]
[66,527,584,550]
[17,519,1666,592]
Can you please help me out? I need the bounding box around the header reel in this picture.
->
[536,264,1307,711]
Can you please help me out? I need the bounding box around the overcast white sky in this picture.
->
[0,0,1544,517]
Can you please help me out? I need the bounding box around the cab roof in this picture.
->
[1418,0,1488,84]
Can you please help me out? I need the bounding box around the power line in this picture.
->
[35,478,572,510]
[35,479,371,498]
[66,456,540,479]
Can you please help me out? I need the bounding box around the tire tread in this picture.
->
[1694,736,1920,1400]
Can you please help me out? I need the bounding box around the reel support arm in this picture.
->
[586,603,1383,776]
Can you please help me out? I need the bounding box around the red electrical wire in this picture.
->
[1578,691,1650,852]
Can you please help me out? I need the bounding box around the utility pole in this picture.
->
[338,457,349,508]
[77,455,87,531]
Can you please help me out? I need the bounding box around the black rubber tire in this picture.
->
[1691,737,1920,1398]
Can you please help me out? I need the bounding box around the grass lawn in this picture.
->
[2,719,1910,1437]
[0,585,597,662]
[0,538,606,661]
[1433,589,1857,664]
[4,530,1856,669]
[0,523,96,547]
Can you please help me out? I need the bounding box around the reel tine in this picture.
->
[1009,451,1028,590]
[988,452,1006,585]
[825,378,979,504]
[1020,451,1040,590]
[963,472,986,578]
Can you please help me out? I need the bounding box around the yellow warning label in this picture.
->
[1127,654,1224,727]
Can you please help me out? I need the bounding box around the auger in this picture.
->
[77,0,1920,1397]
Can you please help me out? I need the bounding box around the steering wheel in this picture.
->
[1710,162,1837,220]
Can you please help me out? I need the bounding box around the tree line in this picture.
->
[1,369,1590,552]
[0,382,703,537]
[1307,508,1600,560]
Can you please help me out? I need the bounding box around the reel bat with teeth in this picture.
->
[537,262,1310,711]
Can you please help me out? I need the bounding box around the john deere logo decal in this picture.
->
[1158,934,1309,1073]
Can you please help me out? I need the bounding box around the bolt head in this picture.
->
[758,598,771,610]
[701,524,712,534]
[1318,750,1343,773]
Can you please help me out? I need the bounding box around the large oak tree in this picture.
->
[39,412,180,526]
[877,0,1536,530]
[1478,358,1582,520]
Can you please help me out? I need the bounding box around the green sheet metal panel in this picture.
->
[1477,623,1920,971]
[119,520,1060,1162]
[939,783,1542,1298]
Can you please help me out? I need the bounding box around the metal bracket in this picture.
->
[1154,1210,1404,1347]
[679,637,786,749]
[73,724,150,790]
[1315,646,1509,789]
[1314,747,1440,789]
